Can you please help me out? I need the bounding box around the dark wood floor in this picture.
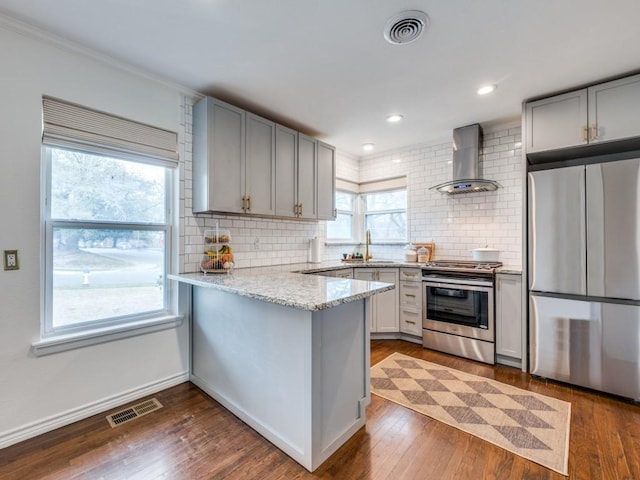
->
[1,340,639,479]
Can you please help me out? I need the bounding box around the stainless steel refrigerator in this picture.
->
[528,157,640,400]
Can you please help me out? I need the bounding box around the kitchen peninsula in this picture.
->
[168,267,394,471]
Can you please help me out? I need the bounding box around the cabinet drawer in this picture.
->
[400,268,421,282]
[400,306,422,336]
[399,282,421,307]
[332,268,353,279]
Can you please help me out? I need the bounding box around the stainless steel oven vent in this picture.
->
[430,124,501,195]
[384,11,429,45]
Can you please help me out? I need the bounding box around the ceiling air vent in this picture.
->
[384,10,429,45]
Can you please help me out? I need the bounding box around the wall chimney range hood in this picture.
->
[430,124,500,195]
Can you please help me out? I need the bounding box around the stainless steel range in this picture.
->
[422,260,502,364]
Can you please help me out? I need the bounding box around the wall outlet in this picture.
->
[4,250,19,270]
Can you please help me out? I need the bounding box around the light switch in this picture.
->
[4,250,19,270]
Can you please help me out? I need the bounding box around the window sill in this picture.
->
[32,314,184,357]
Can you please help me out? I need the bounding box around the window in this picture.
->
[364,189,407,242]
[326,190,355,241]
[326,177,407,243]
[39,96,179,349]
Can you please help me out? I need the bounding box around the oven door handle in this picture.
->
[423,281,493,293]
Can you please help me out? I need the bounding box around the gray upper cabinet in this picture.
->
[317,141,336,220]
[589,75,640,144]
[193,97,245,214]
[526,73,640,154]
[525,89,588,153]
[245,113,276,216]
[297,133,317,220]
[193,96,335,220]
[275,125,298,218]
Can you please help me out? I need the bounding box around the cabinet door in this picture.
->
[525,89,588,153]
[589,74,640,144]
[375,269,399,333]
[317,141,336,220]
[496,273,522,359]
[275,125,298,218]
[354,269,377,331]
[297,134,317,219]
[245,113,275,216]
[193,97,245,213]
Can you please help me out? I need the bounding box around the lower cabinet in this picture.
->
[354,268,399,333]
[399,268,422,336]
[496,273,523,365]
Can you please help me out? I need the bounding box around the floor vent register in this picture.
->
[106,398,163,428]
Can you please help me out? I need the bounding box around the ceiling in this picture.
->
[2,0,640,156]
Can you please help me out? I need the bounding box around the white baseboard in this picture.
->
[0,371,189,449]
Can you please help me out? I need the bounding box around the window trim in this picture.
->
[32,314,183,357]
[39,144,177,350]
[326,177,408,244]
[327,190,357,242]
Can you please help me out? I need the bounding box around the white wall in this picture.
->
[0,21,191,446]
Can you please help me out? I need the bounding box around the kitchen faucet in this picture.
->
[365,229,373,261]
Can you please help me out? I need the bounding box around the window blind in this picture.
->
[42,96,179,166]
[357,176,407,194]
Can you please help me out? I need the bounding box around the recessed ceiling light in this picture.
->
[362,143,375,152]
[391,157,402,163]
[386,114,403,123]
[477,85,497,95]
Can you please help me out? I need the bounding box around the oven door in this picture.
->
[423,281,494,342]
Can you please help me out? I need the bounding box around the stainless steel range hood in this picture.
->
[430,124,500,195]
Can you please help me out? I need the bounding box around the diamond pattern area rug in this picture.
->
[371,353,571,475]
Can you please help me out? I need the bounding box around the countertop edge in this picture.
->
[168,273,395,311]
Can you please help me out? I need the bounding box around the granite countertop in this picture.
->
[168,266,395,312]
[169,259,522,311]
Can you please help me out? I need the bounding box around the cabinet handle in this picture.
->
[404,273,418,277]
[404,294,416,298]
[299,204,303,216]
[590,123,597,141]
[242,196,247,211]
[581,125,588,142]
[404,320,417,325]
[333,208,337,217]
[247,196,251,212]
